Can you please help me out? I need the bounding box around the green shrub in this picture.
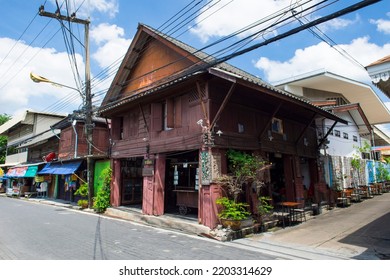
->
[216,197,250,220]
[74,183,88,197]
[93,167,112,213]
[258,196,273,216]
[77,199,89,208]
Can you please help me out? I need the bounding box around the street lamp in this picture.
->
[30,72,83,98]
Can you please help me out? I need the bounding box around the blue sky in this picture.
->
[0,0,389,117]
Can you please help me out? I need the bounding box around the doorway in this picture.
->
[269,153,285,203]
[120,158,143,205]
[164,150,199,216]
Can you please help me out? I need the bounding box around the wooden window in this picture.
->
[165,98,174,129]
[353,135,358,142]
[128,112,139,137]
[152,97,181,132]
[335,130,340,137]
[343,132,348,139]
[174,96,182,128]
[271,118,283,134]
[111,117,122,140]
[120,117,124,139]
[151,103,163,132]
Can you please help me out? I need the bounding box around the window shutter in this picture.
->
[174,96,182,127]
[151,103,163,132]
[166,98,174,129]
[111,117,121,140]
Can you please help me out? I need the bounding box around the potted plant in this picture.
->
[215,150,268,230]
[74,182,89,209]
[215,197,251,230]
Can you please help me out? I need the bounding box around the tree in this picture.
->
[0,114,11,164]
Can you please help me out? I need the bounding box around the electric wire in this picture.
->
[99,0,322,111]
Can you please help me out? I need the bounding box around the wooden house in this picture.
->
[99,24,347,228]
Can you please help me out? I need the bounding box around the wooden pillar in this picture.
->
[199,183,223,229]
[153,154,165,215]
[110,159,121,207]
[143,154,165,215]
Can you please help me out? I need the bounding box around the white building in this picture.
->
[275,70,390,188]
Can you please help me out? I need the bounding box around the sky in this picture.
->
[0,0,389,119]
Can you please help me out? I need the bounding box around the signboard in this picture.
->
[142,167,154,177]
[200,151,211,185]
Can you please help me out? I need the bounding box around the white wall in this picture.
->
[320,112,363,158]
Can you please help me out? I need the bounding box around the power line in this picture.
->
[99,0,380,112]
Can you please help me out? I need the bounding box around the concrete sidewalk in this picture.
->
[237,192,390,259]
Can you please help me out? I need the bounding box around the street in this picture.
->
[0,196,277,260]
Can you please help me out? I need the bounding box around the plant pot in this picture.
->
[220,218,253,230]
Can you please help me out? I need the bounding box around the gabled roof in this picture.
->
[0,110,66,136]
[275,70,390,125]
[100,24,346,124]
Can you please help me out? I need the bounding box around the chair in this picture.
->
[291,198,310,223]
[272,204,290,228]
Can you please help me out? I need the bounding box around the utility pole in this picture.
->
[38,5,94,208]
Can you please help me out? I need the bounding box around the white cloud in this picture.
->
[90,23,131,69]
[49,0,119,19]
[0,38,84,117]
[370,15,390,35]
[190,0,328,43]
[318,14,360,32]
[254,37,390,84]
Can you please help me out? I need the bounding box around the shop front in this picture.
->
[38,160,84,202]
[4,163,43,196]
[164,150,199,215]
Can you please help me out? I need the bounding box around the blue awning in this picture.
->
[38,160,83,175]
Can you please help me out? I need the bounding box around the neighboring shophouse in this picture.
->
[37,114,110,203]
[0,111,110,202]
[99,24,347,229]
[0,110,66,196]
[275,70,390,190]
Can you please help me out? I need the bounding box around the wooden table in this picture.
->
[279,202,300,225]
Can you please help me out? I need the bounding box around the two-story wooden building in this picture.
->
[99,24,347,228]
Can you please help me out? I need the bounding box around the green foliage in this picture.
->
[226,149,265,179]
[216,149,268,202]
[74,183,88,197]
[0,113,11,163]
[93,167,112,213]
[77,199,89,208]
[216,197,250,220]
[257,196,273,216]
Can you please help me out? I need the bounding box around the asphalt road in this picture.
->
[0,196,278,260]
